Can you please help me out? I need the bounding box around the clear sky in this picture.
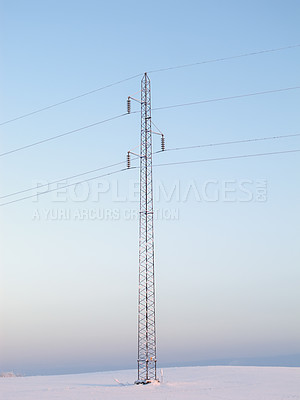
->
[0,0,299,375]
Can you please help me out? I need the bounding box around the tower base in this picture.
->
[135,379,160,385]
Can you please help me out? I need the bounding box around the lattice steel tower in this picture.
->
[137,73,157,383]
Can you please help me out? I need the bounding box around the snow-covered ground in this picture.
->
[1,365,299,400]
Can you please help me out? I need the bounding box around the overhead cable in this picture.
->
[152,86,300,111]
[1,149,299,207]
[1,132,299,200]
[153,149,300,168]
[0,168,130,207]
[1,43,299,127]
[0,160,126,200]
[0,113,128,157]
[3,85,298,158]
[148,44,300,74]
[0,74,142,127]
[163,132,300,152]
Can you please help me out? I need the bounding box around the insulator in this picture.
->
[127,152,131,168]
[161,135,165,151]
[127,97,131,114]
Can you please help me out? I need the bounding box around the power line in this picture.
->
[0,74,142,127]
[1,131,298,200]
[162,132,300,152]
[0,160,126,200]
[153,149,300,168]
[1,149,298,207]
[0,113,128,157]
[2,85,299,158]
[148,44,300,74]
[152,86,300,111]
[0,167,130,207]
[1,44,299,127]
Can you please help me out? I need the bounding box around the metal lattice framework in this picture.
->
[137,73,157,383]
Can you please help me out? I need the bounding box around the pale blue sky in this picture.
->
[0,0,300,375]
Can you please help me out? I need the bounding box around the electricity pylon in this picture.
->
[136,72,157,383]
[127,73,164,384]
